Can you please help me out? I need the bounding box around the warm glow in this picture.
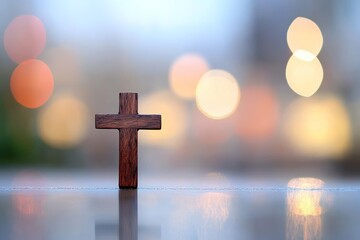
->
[198,192,230,223]
[287,17,323,60]
[287,178,324,216]
[284,96,351,159]
[294,49,316,62]
[139,90,187,147]
[10,59,54,108]
[197,174,230,226]
[37,94,88,148]
[13,194,39,216]
[12,171,45,216]
[169,53,209,99]
[235,84,279,141]
[287,178,324,240]
[196,69,240,119]
[4,15,46,63]
[286,54,323,97]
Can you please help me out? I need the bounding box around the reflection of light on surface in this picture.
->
[169,53,209,99]
[287,178,324,240]
[287,17,323,61]
[196,70,240,120]
[236,84,279,141]
[14,194,39,216]
[199,174,230,219]
[139,90,187,147]
[38,94,88,148]
[287,178,324,216]
[284,96,351,159]
[286,55,323,97]
[11,59,54,108]
[4,15,46,63]
[198,192,230,223]
[12,171,45,216]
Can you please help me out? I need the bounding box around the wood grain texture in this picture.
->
[119,93,138,188]
[95,114,161,129]
[119,93,137,115]
[119,128,138,188]
[95,92,162,189]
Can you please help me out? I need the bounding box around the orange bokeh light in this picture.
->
[4,15,46,63]
[169,53,209,99]
[235,84,279,141]
[11,59,54,109]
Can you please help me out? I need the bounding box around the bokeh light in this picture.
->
[37,94,89,148]
[10,59,54,109]
[235,84,279,142]
[284,95,351,159]
[169,53,209,100]
[4,15,46,63]
[139,90,187,147]
[286,55,323,97]
[287,17,323,61]
[196,69,240,120]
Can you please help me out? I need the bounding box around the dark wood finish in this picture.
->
[95,114,161,129]
[95,93,161,188]
[119,128,138,188]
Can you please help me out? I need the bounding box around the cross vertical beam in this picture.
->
[119,93,138,188]
[95,92,161,189]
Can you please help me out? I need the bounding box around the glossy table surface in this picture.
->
[0,170,359,240]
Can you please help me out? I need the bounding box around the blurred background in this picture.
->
[0,0,359,178]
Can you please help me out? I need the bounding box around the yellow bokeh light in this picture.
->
[286,55,323,97]
[287,17,323,60]
[169,53,209,99]
[294,49,316,62]
[196,70,240,120]
[139,90,187,147]
[37,94,89,148]
[284,95,351,159]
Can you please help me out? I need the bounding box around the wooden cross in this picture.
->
[95,93,161,188]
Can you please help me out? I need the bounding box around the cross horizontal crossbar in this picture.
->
[95,114,161,129]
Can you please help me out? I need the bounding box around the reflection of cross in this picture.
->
[95,93,161,188]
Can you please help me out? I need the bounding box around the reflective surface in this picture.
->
[1,173,360,240]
